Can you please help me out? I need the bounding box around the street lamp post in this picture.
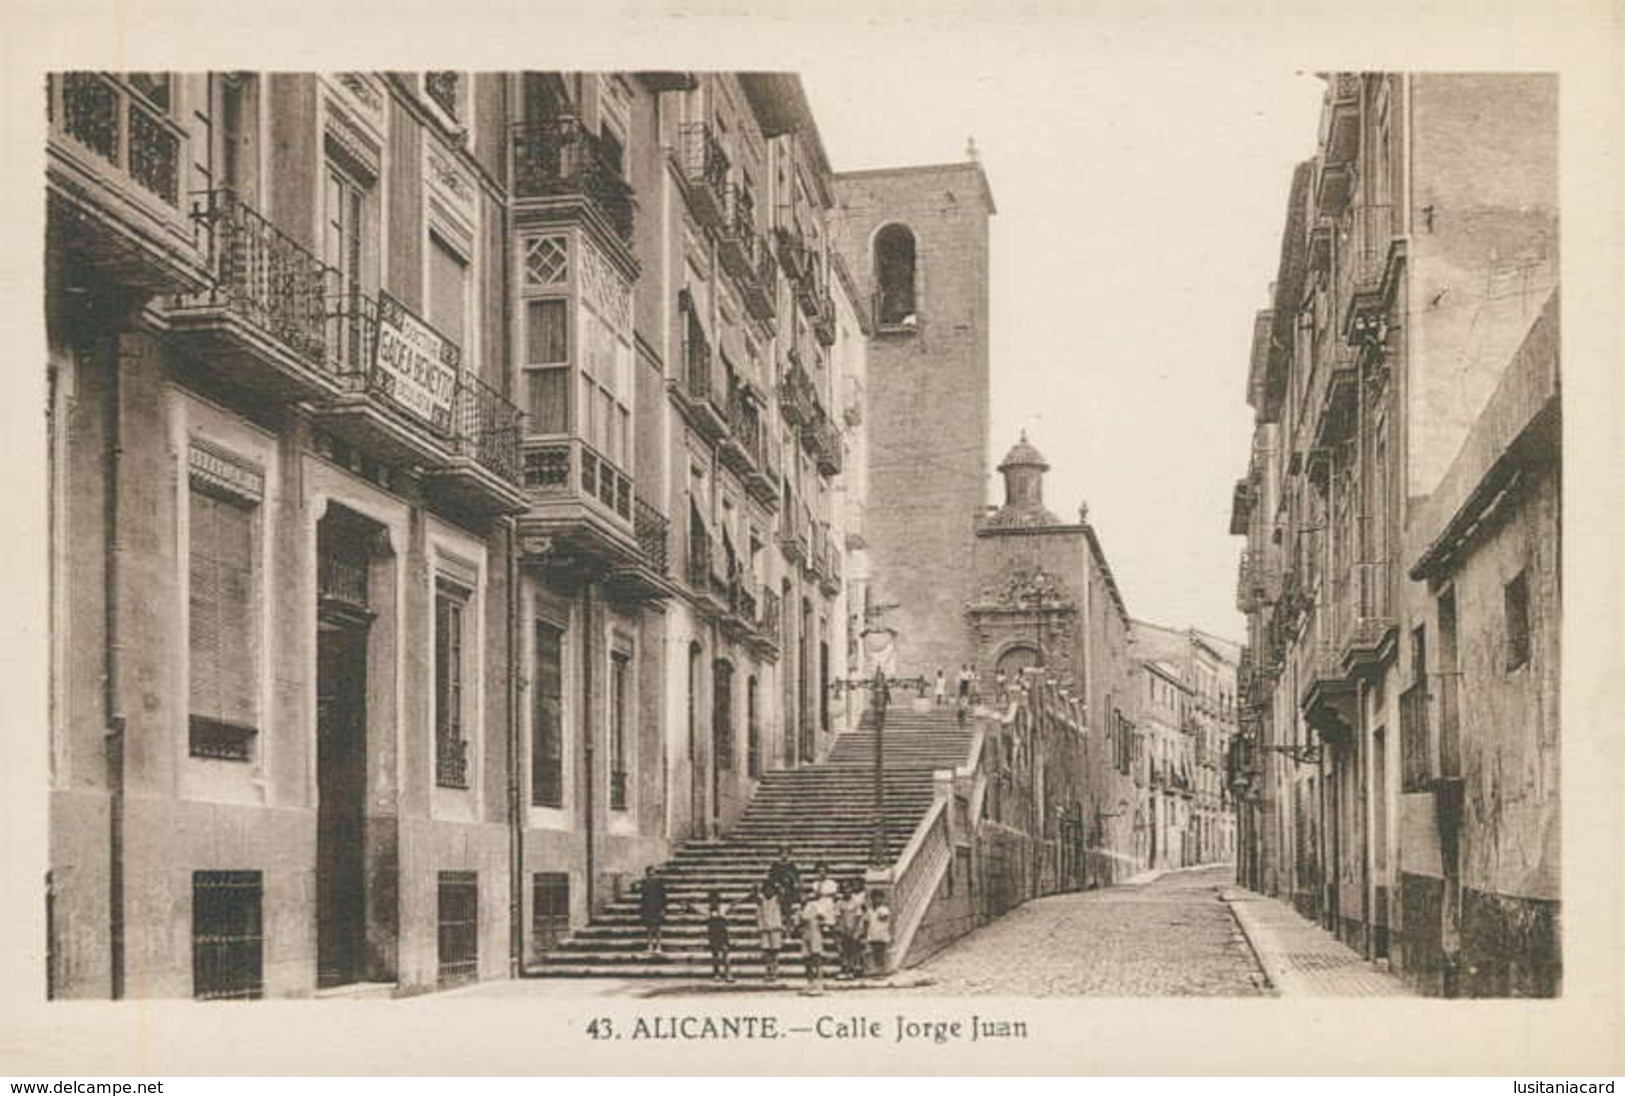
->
[830,626,927,867]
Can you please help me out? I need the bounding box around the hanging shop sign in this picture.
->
[372,291,461,433]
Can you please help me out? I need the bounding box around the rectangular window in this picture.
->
[189,487,257,760]
[437,871,479,986]
[523,296,570,438]
[192,871,264,1001]
[1504,570,1531,671]
[609,651,630,811]
[429,232,468,349]
[532,620,564,808]
[434,585,469,789]
[532,872,570,957]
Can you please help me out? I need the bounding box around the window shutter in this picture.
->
[189,489,255,729]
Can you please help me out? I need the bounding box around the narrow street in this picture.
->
[895,865,1266,997]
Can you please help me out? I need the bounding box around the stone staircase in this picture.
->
[535,707,974,977]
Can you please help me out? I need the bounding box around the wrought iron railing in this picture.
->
[778,353,820,427]
[810,416,843,476]
[679,301,718,407]
[324,283,382,389]
[812,290,836,346]
[727,387,763,464]
[759,586,782,638]
[54,72,183,208]
[511,118,635,243]
[675,123,730,221]
[449,369,523,484]
[436,734,469,789]
[177,187,335,367]
[633,497,670,574]
[686,525,714,592]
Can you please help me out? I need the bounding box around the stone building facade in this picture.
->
[1129,621,1240,872]
[1228,72,1559,996]
[44,70,971,999]
[830,163,995,680]
[964,435,1141,888]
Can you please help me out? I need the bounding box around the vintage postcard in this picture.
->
[1,0,1620,1078]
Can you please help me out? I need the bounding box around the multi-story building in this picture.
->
[1130,621,1241,871]
[964,434,1140,889]
[1229,72,1559,996]
[43,70,939,999]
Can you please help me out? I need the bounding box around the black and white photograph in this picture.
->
[5,0,1620,1079]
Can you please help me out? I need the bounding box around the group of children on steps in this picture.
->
[638,846,894,995]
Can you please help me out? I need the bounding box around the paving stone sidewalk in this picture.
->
[1221,885,1416,996]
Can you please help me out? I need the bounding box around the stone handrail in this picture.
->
[869,794,952,970]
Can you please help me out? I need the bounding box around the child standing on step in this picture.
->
[836,882,869,980]
[692,889,739,984]
[755,881,785,984]
[866,891,893,976]
[797,890,830,996]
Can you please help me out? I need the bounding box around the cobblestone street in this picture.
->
[895,865,1267,997]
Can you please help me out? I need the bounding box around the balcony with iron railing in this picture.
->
[724,192,780,325]
[669,299,729,440]
[684,526,733,617]
[1335,557,1397,675]
[1236,550,1260,613]
[1340,203,1397,348]
[742,423,781,508]
[819,534,843,597]
[718,186,764,286]
[315,293,526,513]
[778,502,810,565]
[519,436,644,571]
[605,496,675,603]
[165,187,343,400]
[806,415,844,478]
[720,384,763,477]
[778,351,821,428]
[806,518,828,583]
[812,288,837,346]
[511,117,635,249]
[1320,72,1362,168]
[1297,606,1356,742]
[426,368,528,515]
[673,123,731,230]
[48,72,206,296]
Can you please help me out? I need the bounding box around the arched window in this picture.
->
[874,224,917,329]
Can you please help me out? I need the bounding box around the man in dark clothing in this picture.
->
[637,865,669,956]
[765,846,801,923]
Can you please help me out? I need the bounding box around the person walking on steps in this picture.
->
[636,865,669,957]
[934,668,947,708]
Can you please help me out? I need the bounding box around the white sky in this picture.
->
[797,32,1326,643]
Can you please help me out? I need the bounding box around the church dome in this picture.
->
[986,430,1061,529]
[997,431,1049,473]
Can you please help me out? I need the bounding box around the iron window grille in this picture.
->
[192,871,264,1001]
[437,871,479,986]
[532,872,570,958]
